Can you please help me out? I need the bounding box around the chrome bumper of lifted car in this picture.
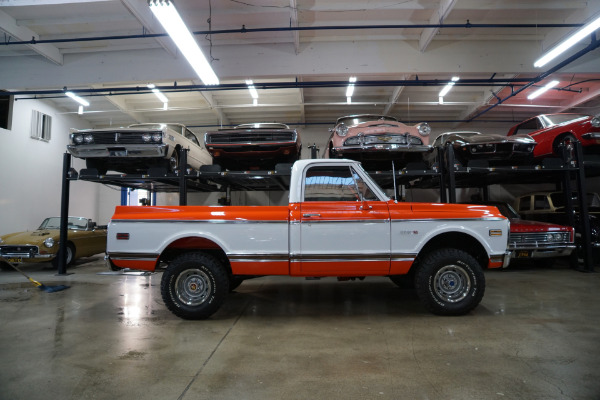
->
[335,144,432,153]
[510,244,576,259]
[0,253,53,264]
[67,144,168,158]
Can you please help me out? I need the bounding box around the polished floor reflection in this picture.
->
[1,258,599,400]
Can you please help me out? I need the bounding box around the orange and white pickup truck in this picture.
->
[106,159,510,320]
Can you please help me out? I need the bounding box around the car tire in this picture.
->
[168,147,180,173]
[51,243,75,268]
[160,252,229,320]
[414,248,485,316]
[553,134,577,162]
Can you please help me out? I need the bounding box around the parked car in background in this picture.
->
[426,131,536,167]
[506,113,600,161]
[67,123,212,174]
[204,123,301,170]
[0,217,107,268]
[514,192,600,263]
[325,115,432,170]
[474,201,575,265]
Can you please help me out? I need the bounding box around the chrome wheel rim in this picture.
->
[433,265,471,303]
[66,247,73,265]
[175,269,211,306]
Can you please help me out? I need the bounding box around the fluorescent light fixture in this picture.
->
[163,102,168,110]
[346,76,356,98]
[78,105,83,115]
[347,96,352,104]
[527,80,560,100]
[65,91,89,107]
[147,83,169,104]
[534,15,600,68]
[246,80,259,99]
[149,0,219,85]
[253,98,258,106]
[438,96,444,105]
[439,76,460,98]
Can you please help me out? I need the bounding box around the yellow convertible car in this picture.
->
[0,216,107,268]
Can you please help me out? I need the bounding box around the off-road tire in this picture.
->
[161,252,229,320]
[415,248,485,316]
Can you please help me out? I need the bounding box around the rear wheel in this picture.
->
[553,134,576,162]
[51,243,75,268]
[415,248,485,315]
[161,252,229,320]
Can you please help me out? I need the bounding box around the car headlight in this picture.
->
[152,133,162,142]
[336,123,349,137]
[83,134,94,144]
[142,133,151,142]
[418,123,431,136]
[72,134,83,144]
[44,238,55,248]
[591,116,600,127]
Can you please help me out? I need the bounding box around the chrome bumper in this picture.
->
[335,144,432,154]
[67,144,168,158]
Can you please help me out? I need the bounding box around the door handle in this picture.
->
[303,213,321,217]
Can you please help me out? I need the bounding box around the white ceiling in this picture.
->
[1,0,600,133]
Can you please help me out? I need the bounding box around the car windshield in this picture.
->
[539,114,588,127]
[492,203,520,219]
[235,123,290,129]
[336,115,397,126]
[39,217,88,230]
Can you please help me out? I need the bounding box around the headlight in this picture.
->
[152,133,162,142]
[591,117,600,127]
[336,123,349,137]
[72,134,83,144]
[418,123,431,136]
[83,134,94,144]
[142,133,151,142]
[44,238,55,248]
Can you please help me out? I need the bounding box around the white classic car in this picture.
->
[67,123,212,174]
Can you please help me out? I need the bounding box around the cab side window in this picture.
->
[304,166,360,202]
[534,195,550,211]
[513,118,541,135]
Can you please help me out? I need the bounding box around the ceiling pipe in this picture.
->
[467,33,600,121]
[4,77,545,98]
[0,22,583,46]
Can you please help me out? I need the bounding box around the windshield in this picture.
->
[336,115,397,126]
[492,203,520,219]
[39,217,89,230]
[539,114,588,127]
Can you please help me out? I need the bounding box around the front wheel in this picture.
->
[414,248,485,316]
[160,252,229,320]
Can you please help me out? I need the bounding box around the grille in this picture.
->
[0,245,38,256]
[83,131,161,145]
[509,232,567,244]
[207,132,296,144]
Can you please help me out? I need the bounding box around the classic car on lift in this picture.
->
[325,115,432,170]
[67,123,212,174]
[426,131,537,167]
[475,201,575,266]
[0,216,107,268]
[204,123,301,170]
[506,113,600,161]
[514,191,600,263]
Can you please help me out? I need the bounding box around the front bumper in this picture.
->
[0,250,54,264]
[334,144,432,154]
[510,244,576,259]
[67,144,168,158]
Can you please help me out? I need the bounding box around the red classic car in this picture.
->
[506,113,600,161]
[204,123,301,170]
[475,202,575,264]
[325,115,432,170]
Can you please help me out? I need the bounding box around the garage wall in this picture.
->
[0,98,120,236]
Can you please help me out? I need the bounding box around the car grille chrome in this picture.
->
[206,132,296,144]
[0,245,39,257]
[508,232,569,248]
[79,131,161,145]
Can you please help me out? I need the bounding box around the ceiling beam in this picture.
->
[92,85,147,124]
[383,76,408,115]
[0,9,63,65]
[198,90,229,127]
[419,0,457,52]
[290,0,300,55]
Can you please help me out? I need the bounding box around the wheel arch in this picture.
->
[159,235,231,273]
[414,232,489,270]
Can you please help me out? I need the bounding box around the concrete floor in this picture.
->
[1,257,599,400]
